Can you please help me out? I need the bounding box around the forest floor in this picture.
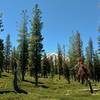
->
[0,72,100,100]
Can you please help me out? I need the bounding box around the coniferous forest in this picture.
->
[1,2,100,100]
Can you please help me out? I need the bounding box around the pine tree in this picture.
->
[68,31,83,68]
[49,56,54,79]
[42,53,50,78]
[0,13,4,36]
[63,60,70,83]
[68,34,76,68]
[0,39,4,77]
[17,10,29,81]
[11,47,16,74]
[68,31,83,80]
[30,4,44,86]
[85,38,94,79]
[57,44,63,80]
[0,13,4,77]
[98,36,100,54]
[75,31,83,58]
[12,47,23,93]
[13,47,20,92]
[98,26,100,54]
[63,45,70,83]
[54,55,58,74]
[93,51,100,81]
[4,33,11,72]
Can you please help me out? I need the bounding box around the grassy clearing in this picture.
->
[0,73,100,100]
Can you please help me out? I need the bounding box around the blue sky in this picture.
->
[0,0,100,53]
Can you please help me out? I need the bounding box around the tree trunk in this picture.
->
[13,60,20,92]
[22,70,25,81]
[35,65,38,86]
[88,79,93,93]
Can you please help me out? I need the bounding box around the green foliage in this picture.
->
[10,47,16,74]
[63,60,70,83]
[0,39,4,77]
[0,13,4,33]
[85,38,94,78]
[18,10,29,81]
[41,53,50,78]
[97,36,100,54]
[57,44,63,80]
[1,73,100,100]
[68,31,83,68]
[54,55,58,74]
[4,34,11,72]
[49,56,55,79]
[30,4,44,86]
[93,51,100,81]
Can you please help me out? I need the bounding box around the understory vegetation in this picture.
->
[0,72,100,100]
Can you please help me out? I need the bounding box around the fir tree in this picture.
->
[0,39,4,77]
[63,60,70,84]
[93,51,100,81]
[85,38,94,79]
[0,13,4,35]
[18,10,29,81]
[68,31,83,66]
[98,36,100,54]
[0,13,4,77]
[54,55,58,74]
[63,45,70,83]
[5,33,11,72]
[57,44,63,80]
[30,4,44,86]
[98,26,100,54]
[68,31,83,80]
[49,56,54,79]
[11,47,16,74]
[42,53,50,78]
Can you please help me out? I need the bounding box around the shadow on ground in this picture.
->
[24,80,49,88]
[0,89,28,94]
[2,74,9,77]
[24,80,44,84]
[0,90,14,94]
[15,88,28,94]
[38,84,49,88]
